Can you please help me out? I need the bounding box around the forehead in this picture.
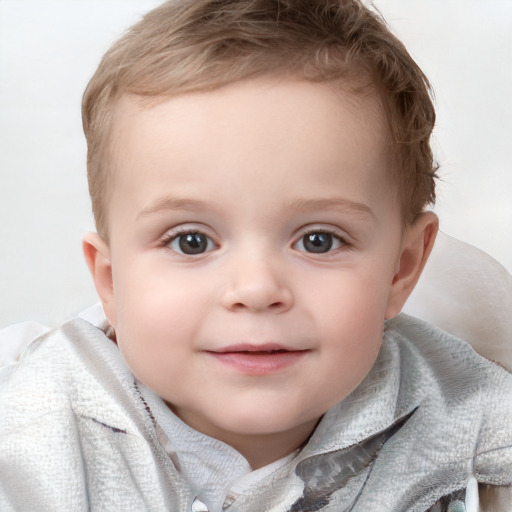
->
[110,77,388,161]
[113,77,385,129]
[107,78,394,226]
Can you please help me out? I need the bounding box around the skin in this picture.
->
[84,77,438,469]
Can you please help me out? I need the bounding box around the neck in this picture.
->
[225,420,319,470]
[170,402,319,469]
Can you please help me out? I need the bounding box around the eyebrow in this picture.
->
[286,197,376,219]
[137,197,213,219]
[137,195,375,220]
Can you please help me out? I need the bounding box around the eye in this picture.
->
[294,231,345,254]
[168,231,216,255]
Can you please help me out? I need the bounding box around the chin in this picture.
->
[216,409,316,437]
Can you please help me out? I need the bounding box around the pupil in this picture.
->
[304,233,333,253]
[179,233,207,254]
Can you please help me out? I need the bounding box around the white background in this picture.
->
[1,0,511,328]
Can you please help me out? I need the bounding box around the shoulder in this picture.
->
[0,318,133,432]
[0,320,51,367]
[0,318,177,511]
[0,320,106,510]
[384,314,512,486]
[385,313,511,388]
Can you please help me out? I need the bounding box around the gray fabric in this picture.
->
[0,314,510,511]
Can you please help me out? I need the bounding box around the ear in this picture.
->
[385,211,439,319]
[83,232,117,328]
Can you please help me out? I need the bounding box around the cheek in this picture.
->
[323,297,384,372]
[317,321,383,414]
[309,265,392,326]
[114,258,207,326]
[307,272,389,394]
[111,262,207,382]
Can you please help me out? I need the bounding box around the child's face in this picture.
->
[88,78,425,459]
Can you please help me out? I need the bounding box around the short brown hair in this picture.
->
[83,0,437,237]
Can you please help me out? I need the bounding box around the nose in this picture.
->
[220,253,294,313]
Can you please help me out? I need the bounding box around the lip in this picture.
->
[206,343,309,375]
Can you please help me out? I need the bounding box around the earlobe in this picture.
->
[82,232,117,328]
[385,211,439,319]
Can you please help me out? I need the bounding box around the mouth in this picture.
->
[214,343,298,353]
[206,344,309,375]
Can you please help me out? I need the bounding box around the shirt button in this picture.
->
[191,497,210,512]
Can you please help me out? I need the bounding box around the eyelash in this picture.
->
[159,228,218,256]
[158,226,350,256]
[293,228,349,254]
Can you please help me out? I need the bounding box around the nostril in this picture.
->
[228,299,287,312]
[221,280,294,313]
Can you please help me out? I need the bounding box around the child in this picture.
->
[1,1,511,510]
